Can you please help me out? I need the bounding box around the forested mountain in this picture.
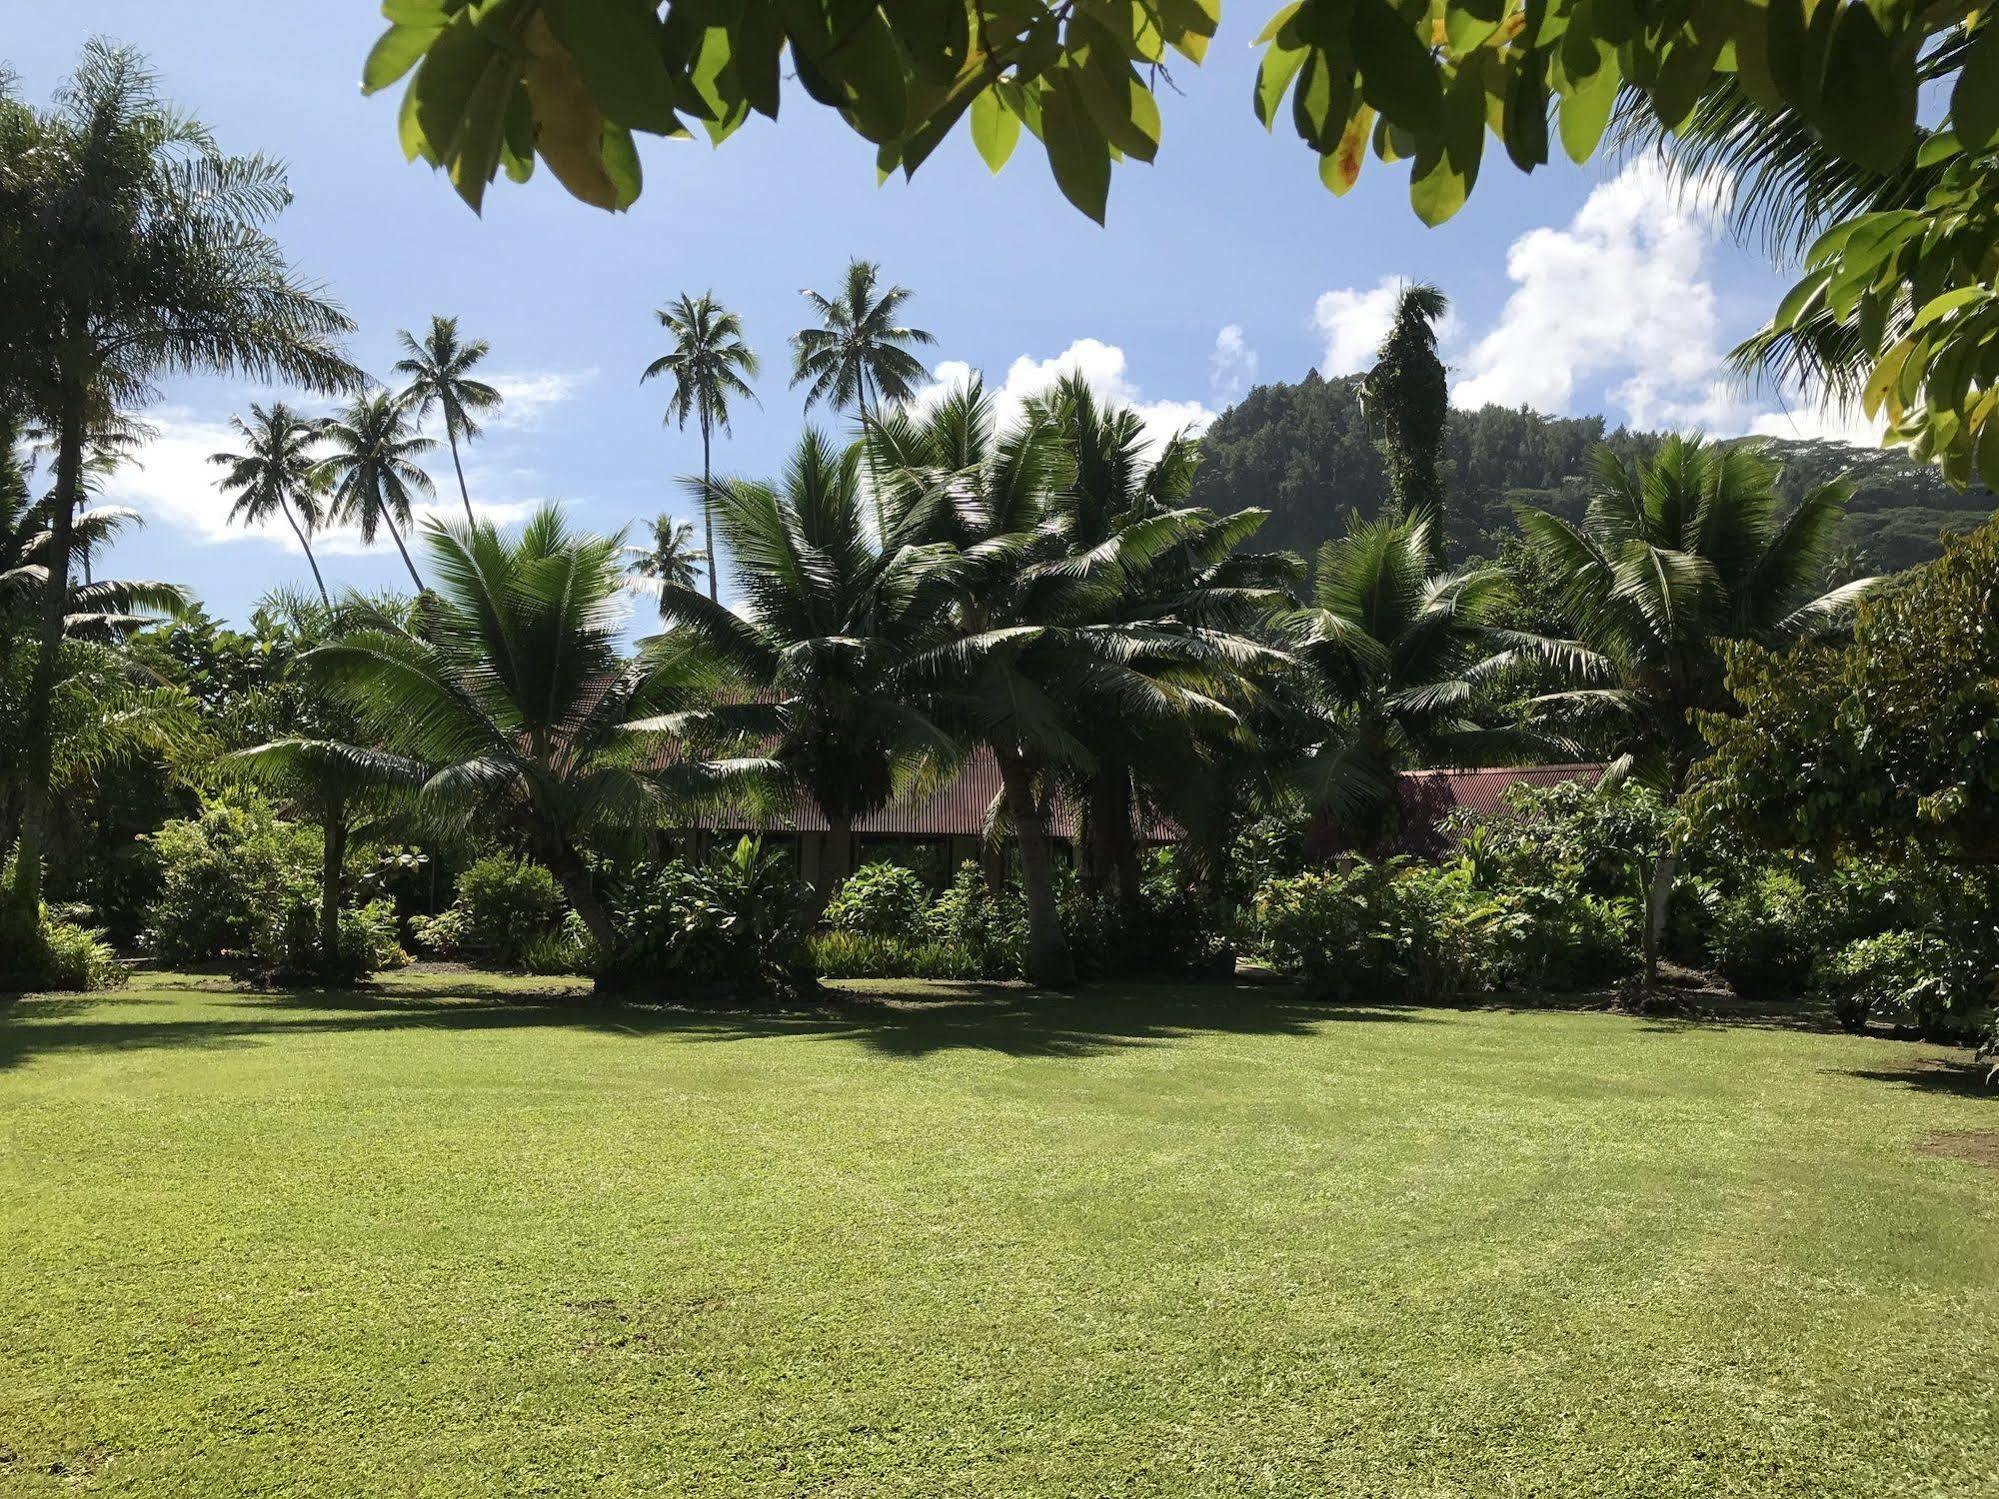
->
[1189,371,1997,573]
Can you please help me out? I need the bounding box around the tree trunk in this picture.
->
[997,747,1076,989]
[320,807,347,971]
[5,377,86,931]
[448,417,475,527]
[543,837,618,956]
[384,512,425,592]
[803,814,852,926]
[1085,765,1142,911]
[282,498,331,609]
[1643,845,1678,986]
[700,409,718,604]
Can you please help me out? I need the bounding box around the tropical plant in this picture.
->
[657,428,959,921]
[393,314,500,526]
[872,380,1251,987]
[1519,435,1870,979]
[0,42,355,942]
[824,860,931,937]
[790,260,934,420]
[1361,283,1451,562]
[297,505,750,969]
[641,292,757,601]
[1277,512,1533,848]
[316,391,436,592]
[623,513,708,611]
[211,403,335,607]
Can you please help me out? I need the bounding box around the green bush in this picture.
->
[407,905,470,957]
[824,861,931,937]
[446,854,566,966]
[921,862,1025,974]
[519,911,597,976]
[809,930,1001,980]
[603,838,810,997]
[1710,869,1819,996]
[1816,930,1988,1041]
[30,918,126,992]
[144,795,320,963]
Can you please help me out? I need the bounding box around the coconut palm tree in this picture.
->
[1279,513,1538,848]
[317,391,436,592]
[212,403,333,608]
[873,381,1245,987]
[1518,435,1873,978]
[658,429,961,919]
[790,259,935,420]
[641,292,758,602]
[623,513,708,616]
[0,43,355,935]
[393,314,500,526]
[300,506,752,963]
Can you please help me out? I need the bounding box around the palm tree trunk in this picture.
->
[1643,846,1677,986]
[320,805,347,971]
[281,499,331,609]
[800,813,852,927]
[383,511,425,592]
[997,746,1077,989]
[542,836,618,959]
[3,375,85,933]
[447,415,475,527]
[700,408,718,604]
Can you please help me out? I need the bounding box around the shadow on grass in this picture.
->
[1837,1060,1995,1099]
[0,975,1427,1073]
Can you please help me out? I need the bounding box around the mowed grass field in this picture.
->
[2,970,1995,1497]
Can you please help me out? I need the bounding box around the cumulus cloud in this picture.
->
[482,367,597,430]
[910,338,1214,455]
[1210,324,1259,402]
[1311,279,1461,379]
[1450,161,1735,420]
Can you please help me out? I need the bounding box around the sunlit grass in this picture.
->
[3,970,1995,1496]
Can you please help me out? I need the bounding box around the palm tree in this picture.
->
[623,513,708,616]
[1031,373,1294,910]
[873,381,1243,987]
[641,292,758,602]
[300,506,750,962]
[212,403,333,608]
[0,43,355,936]
[790,259,935,420]
[1279,513,1536,848]
[1519,435,1872,979]
[1361,283,1452,563]
[658,429,960,920]
[393,314,500,526]
[317,391,436,592]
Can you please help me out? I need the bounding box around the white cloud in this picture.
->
[910,338,1214,456]
[1746,398,1884,449]
[1210,324,1259,402]
[1312,280,1400,377]
[482,367,596,431]
[1451,161,1735,421]
[95,406,541,559]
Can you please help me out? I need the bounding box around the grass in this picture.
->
[2,970,1995,1497]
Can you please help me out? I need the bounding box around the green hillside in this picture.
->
[1190,372,1997,573]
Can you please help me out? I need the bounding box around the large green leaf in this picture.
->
[970,87,1021,172]
[541,0,678,134]
[1350,0,1443,136]
[1040,75,1112,223]
[1814,5,1916,173]
[1954,19,1999,150]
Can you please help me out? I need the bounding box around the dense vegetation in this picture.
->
[1189,370,1997,572]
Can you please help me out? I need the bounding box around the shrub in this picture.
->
[1056,859,1235,980]
[144,795,320,963]
[809,931,1002,980]
[824,861,931,937]
[922,862,1025,974]
[447,854,566,966]
[29,919,126,992]
[407,906,471,957]
[1710,869,1819,996]
[1816,930,1987,1041]
[519,912,597,976]
[603,838,810,997]
[243,895,409,984]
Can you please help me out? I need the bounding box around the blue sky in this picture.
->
[10,1,1846,622]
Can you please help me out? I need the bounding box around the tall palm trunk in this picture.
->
[320,805,347,970]
[700,407,718,604]
[281,498,331,608]
[446,415,475,527]
[383,511,425,592]
[802,813,853,925]
[4,374,85,930]
[541,834,618,957]
[997,746,1077,989]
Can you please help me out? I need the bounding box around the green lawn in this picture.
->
[3,972,1995,1497]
